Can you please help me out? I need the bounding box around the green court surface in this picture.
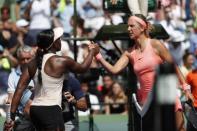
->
[0,117,5,130]
[79,114,128,131]
[0,114,128,131]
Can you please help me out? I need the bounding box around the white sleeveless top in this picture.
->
[32,53,64,107]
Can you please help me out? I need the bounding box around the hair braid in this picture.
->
[36,29,54,85]
[36,49,46,85]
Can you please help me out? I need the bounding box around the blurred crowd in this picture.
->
[0,0,197,118]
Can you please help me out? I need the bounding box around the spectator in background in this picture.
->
[158,7,176,35]
[0,45,12,98]
[0,44,11,117]
[98,74,115,102]
[80,0,103,19]
[70,15,92,38]
[15,0,33,20]
[16,19,29,46]
[179,52,195,102]
[79,0,104,32]
[0,29,19,58]
[110,0,148,16]
[5,45,35,131]
[62,73,88,131]
[168,0,184,21]
[183,0,196,22]
[0,6,19,56]
[103,11,123,26]
[78,82,100,116]
[101,11,124,54]
[186,66,197,131]
[0,32,18,67]
[104,82,127,115]
[161,0,172,7]
[168,3,187,32]
[0,6,15,31]
[180,52,195,78]
[24,0,52,47]
[54,0,85,36]
[189,27,197,68]
[159,6,187,41]
[167,31,189,66]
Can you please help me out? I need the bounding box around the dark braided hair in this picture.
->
[36,29,54,85]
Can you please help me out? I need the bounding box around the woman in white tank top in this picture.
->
[5,27,100,131]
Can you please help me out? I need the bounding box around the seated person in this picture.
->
[78,82,100,116]
[104,82,127,115]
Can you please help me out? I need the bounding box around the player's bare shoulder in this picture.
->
[57,55,76,68]
[150,38,164,50]
[149,38,164,55]
[150,38,168,57]
[149,39,161,48]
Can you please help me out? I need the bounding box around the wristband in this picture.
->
[10,112,16,121]
[95,53,102,61]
